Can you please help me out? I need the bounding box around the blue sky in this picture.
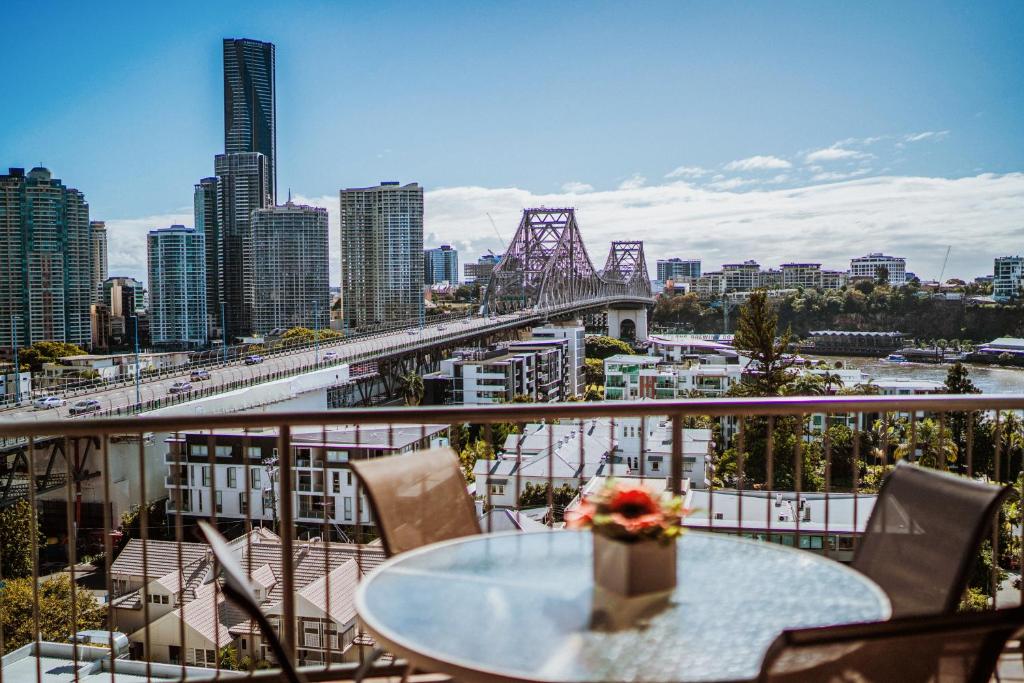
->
[2,1,1023,284]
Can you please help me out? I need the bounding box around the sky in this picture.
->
[2,0,1023,286]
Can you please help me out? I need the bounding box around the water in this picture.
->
[806,355,1024,395]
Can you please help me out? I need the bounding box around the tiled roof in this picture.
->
[110,538,209,580]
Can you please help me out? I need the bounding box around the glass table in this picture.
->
[355,530,891,682]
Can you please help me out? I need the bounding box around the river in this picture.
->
[806,356,1024,394]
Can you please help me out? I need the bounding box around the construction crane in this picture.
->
[486,213,507,252]
[937,245,952,284]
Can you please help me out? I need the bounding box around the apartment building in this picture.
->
[993,256,1024,301]
[722,261,761,292]
[656,257,702,282]
[850,253,907,286]
[165,425,449,528]
[695,271,726,297]
[780,262,822,289]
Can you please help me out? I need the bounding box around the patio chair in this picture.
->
[758,606,1024,683]
[349,447,481,557]
[852,461,1012,618]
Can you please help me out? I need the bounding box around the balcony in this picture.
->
[1,394,1023,682]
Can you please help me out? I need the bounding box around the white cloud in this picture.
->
[665,165,708,179]
[723,155,792,171]
[905,130,950,143]
[561,181,594,193]
[108,171,1024,288]
[811,169,871,182]
[804,147,871,163]
[617,174,647,190]
[707,177,758,191]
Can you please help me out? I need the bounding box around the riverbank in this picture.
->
[805,355,1024,394]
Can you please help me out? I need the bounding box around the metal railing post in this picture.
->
[278,424,297,662]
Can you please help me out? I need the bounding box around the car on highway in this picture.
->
[323,351,339,361]
[190,369,211,381]
[68,399,101,416]
[245,354,264,365]
[169,381,193,394]
[33,396,66,410]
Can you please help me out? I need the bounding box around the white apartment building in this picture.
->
[604,353,746,400]
[780,262,822,289]
[165,425,449,528]
[993,256,1024,301]
[530,324,585,395]
[722,261,761,292]
[696,271,726,297]
[850,253,907,286]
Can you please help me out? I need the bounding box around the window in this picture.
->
[247,446,262,459]
[651,460,660,472]
[332,472,341,494]
[297,472,312,492]
[201,467,210,487]
[190,444,208,457]
[216,445,232,458]
[346,471,352,486]
[326,450,349,463]
[239,492,248,514]
[262,493,274,516]
[227,467,237,489]
[250,469,261,489]
[215,491,223,514]
[343,497,352,519]
[489,483,505,496]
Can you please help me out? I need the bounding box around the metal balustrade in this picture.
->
[0,394,1022,682]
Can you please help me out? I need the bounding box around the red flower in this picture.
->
[610,512,665,534]
[566,500,596,529]
[608,484,661,519]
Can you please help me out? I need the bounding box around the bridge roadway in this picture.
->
[0,295,651,424]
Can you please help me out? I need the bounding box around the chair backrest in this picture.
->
[852,461,1011,618]
[349,447,482,557]
[758,606,1024,683]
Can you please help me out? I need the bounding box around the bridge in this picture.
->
[0,208,653,506]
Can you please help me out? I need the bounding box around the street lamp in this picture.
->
[132,314,141,408]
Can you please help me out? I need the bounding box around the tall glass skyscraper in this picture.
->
[214,153,270,339]
[251,201,330,335]
[0,167,93,349]
[223,38,277,203]
[147,225,208,349]
[424,245,459,285]
[340,182,424,330]
[194,176,221,336]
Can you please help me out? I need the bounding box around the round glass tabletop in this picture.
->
[356,530,891,683]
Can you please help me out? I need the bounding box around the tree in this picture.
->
[517,482,579,522]
[281,327,343,344]
[0,501,42,579]
[944,362,980,473]
[875,265,890,286]
[585,335,633,360]
[219,645,240,670]
[458,440,493,483]
[17,341,88,372]
[584,358,605,388]
[396,371,424,406]
[894,418,957,469]
[733,290,795,396]
[0,575,104,649]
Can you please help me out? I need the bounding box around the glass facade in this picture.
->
[424,245,459,285]
[147,225,208,348]
[223,38,277,203]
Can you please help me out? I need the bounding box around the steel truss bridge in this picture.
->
[483,208,653,313]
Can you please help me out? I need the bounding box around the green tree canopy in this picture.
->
[585,335,633,360]
[0,575,104,649]
[18,341,88,372]
[733,290,794,396]
[396,371,425,406]
[584,358,605,387]
[281,327,343,343]
[0,500,43,579]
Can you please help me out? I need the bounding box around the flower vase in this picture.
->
[592,533,677,597]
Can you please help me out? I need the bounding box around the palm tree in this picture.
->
[396,371,424,406]
[783,374,826,397]
[894,418,957,469]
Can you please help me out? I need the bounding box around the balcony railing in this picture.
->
[0,394,1022,682]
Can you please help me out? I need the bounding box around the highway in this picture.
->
[0,311,532,423]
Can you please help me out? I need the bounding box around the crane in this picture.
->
[937,245,952,285]
[486,213,507,252]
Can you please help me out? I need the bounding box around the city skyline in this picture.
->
[2,1,1022,285]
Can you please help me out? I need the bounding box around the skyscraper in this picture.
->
[194,176,221,335]
[215,152,270,339]
[340,182,424,330]
[424,245,459,285]
[251,201,330,335]
[89,220,108,303]
[101,276,145,348]
[147,225,207,349]
[656,257,701,282]
[0,167,92,349]
[223,38,277,203]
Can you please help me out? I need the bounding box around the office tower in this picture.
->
[656,258,701,282]
[223,38,277,202]
[850,253,907,286]
[993,256,1024,301]
[147,225,208,349]
[101,276,145,348]
[250,201,330,335]
[89,221,108,303]
[465,253,501,284]
[215,152,270,339]
[0,167,92,349]
[194,176,221,335]
[424,244,459,285]
[340,182,424,330]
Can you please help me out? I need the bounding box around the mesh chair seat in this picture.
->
[852,461,1012,618]
[759,606,1024,683]
[349,447,482,557]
